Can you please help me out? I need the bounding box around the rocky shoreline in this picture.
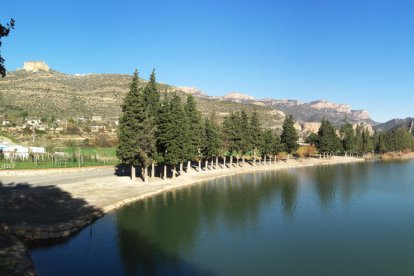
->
[0,232,36,276]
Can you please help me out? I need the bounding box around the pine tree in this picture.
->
[281,115,299,155]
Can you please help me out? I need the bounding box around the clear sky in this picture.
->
[1,0,414,122]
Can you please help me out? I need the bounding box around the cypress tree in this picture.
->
[185,94,203,165]
[222,111,243,164]
[249,109,263,165]
[355,124,364,156]
[141,69,161,178]
[239,110,251,164]
[202,117,221,162]
[156,93,188,177]
[340,121,356,156]
[141,69,161,117]
[117,70,156,181]
[317,119,340,156]
[260,129,279,161]
[362,128,374,155]
[281,115,299,155]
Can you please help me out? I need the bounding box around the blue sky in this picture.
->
[1,0,414,122]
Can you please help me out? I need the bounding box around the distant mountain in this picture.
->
[220,97,375,125]
[373,117,414,133]
[0,61,376,131]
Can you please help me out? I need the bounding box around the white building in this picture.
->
[92,115,102,121]
[2,120,11,126]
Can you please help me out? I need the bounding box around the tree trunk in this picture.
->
[253,149,256,166]
[205,160,208,170]
[144,166,148,183]
[223,156,226,169]
[179,162,183,175]
[215,156,218,169]
[236,156,239,166]
[210,159,214,169]
[264,155,267,165]
[131,165,136,181]
[230,156,233,168]
[151,162,155,178]
[274,155,277,164]
[163,165,167,180]
[172,165,176,179]
[187,160,191,173]
[198,160,201,172]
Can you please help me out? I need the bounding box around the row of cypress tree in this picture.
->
[117,71,413,181]
[116,70,300,181]
[308,119,413,157]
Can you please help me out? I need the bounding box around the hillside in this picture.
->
[373,117,414,133]
[0,61,375,130]
[0,64,282,129]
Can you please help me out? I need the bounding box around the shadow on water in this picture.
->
[0,181,102,230]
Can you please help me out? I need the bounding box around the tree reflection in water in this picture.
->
[115,163,376,274]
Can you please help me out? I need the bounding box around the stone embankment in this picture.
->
[0,233,36,275]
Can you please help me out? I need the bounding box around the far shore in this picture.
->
[380,151,414,161]
[1,156,365,241]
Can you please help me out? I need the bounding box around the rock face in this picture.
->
[353,123,374,135]
[309,100,351,113]
[302,122,322,134]
[23,61,50,72]
[223,92,255,101]
[177,86,206,97]
[351,109,370,120]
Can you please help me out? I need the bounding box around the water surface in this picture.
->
[30,160,414,275]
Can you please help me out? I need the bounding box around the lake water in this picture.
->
[30,160,414,275]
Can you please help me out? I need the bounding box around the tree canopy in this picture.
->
[0,18,15,77]
[281,115,299,154]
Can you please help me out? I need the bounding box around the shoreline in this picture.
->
[1,156,364,241]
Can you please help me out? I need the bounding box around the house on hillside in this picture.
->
[2,120,11,127]
[26,119,41,127]
[92,115,102,121]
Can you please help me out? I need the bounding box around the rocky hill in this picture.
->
[0,63,283,129]
[221,95,375,125]
[0,61,375,131]
[373,117,414,134]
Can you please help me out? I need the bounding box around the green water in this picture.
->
[31,160,414,275]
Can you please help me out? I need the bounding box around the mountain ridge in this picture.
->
[0,61,378,130]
